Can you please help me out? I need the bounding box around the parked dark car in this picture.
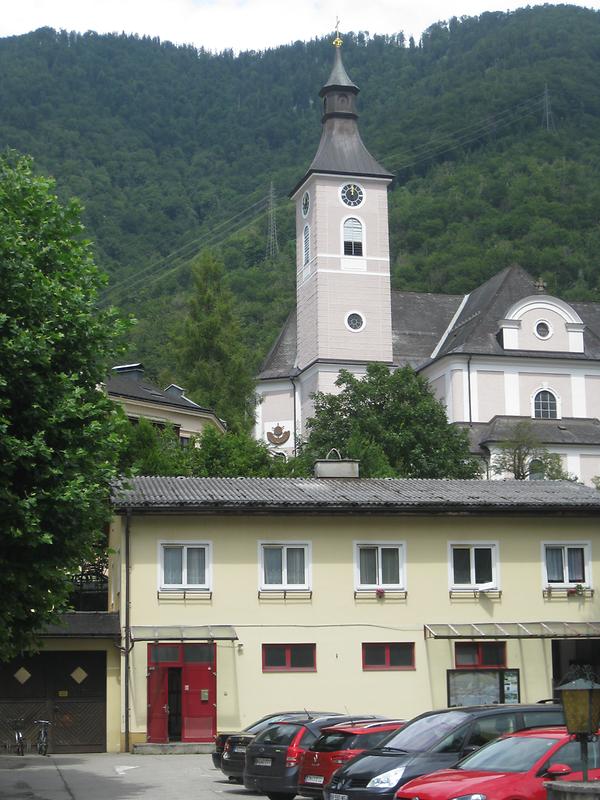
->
[221,712,342,781]
[323,704,564,800]
[214,712,339,772]
[244,715,382,800]
[298,720,405,798]
[396,725,600,800]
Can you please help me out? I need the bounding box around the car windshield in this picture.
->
[247,715,298,735]
[253,723,301,746]
[458,736,560,773]
[378,711,470,753]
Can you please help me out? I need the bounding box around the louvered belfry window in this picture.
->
[344,217,363,256]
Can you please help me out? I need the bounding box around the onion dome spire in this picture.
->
[290,30,391,195]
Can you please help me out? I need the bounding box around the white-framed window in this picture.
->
[532,388,559,419]
[354,542,405,589]
[303,224,310,266]
[259,542,310,590]
[449,542,498,590]
[159,542,211,590]
[543,542,591,587]
[343,217,363,256]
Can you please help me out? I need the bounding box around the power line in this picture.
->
[101,194,270,304]
[383,97,545,172]
[103,197,278,303]
[382,96,543,171]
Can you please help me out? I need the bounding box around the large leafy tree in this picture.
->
[297,363,480,478]
[176,251,257,432]
[0,153,126,658]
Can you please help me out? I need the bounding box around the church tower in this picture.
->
[290,35,394,374]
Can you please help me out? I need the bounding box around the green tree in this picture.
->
[186,426,287,477]
[0,152,126,658]
[491,419,573,480]
[120,418,286,478]
[297,363,480,478]
[176,251,256,432]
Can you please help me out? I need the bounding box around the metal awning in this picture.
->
[130,625,237,642]
[424,622,600,639]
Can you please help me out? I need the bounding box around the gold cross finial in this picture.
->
[333,17,343,47]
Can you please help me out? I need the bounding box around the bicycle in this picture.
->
[34,719,52,756]
[11,718,25,756]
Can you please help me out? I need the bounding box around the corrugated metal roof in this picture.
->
[112,476,600,513]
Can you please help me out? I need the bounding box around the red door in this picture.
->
[182,661,216,741]
[147,643,216,743]
[147,663,169,743]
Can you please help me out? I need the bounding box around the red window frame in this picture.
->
[262,643,316,672]
[362,642,415,671]
[455,641,506,669]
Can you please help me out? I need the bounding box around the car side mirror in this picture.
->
[545,763,572,778]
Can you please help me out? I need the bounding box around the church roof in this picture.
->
[258,266,600,381]
[464,416,600,455]
[290,44,392,196]
[320,45,358,93]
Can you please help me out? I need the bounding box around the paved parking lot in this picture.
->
[0,753,257,800]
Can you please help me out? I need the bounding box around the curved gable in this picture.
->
[500,295,584,353]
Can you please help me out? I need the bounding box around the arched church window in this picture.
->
[343,217,363,256]
[534,390,557,419]
[303,224,310,266]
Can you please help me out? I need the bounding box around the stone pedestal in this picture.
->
[546,782,600,799]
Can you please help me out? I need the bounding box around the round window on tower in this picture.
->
[345,311,365,332]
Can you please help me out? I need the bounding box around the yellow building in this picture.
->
[109,468,600,752]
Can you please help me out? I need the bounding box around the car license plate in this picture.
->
[306,776,325,785]
[330,794,348,800]
[234,746,246,753]
[254,757,272,767]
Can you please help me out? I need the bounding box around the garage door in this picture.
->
[0,650,106,753]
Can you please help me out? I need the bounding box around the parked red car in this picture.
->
[395,726,600,800]
[299,720,405,798]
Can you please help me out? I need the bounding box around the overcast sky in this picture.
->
[0,0,598,53]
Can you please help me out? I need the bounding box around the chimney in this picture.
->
[112,363,144,382]
[314,449,360,479]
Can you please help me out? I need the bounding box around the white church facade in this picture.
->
[256,40,600,486]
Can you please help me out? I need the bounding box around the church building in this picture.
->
[256,38,600,486]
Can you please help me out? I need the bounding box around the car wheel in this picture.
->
[228,776,242,783]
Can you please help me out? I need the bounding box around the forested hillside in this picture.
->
[2,5,600,384]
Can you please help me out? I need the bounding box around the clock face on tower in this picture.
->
[302,191,310,217]
[341,183,364,207]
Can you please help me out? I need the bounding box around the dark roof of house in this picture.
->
[106,369,213,414]
[463,416,600,454]
[259,266,600,379]
[42,612,120,638]
[112,476,600,515]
